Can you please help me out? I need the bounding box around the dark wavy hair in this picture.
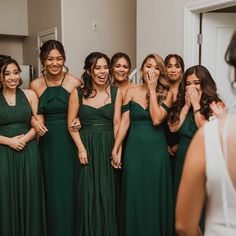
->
[164,54,185,73]
[225,30,236,92]
[81,52,110,98]
[141,53,170,103]
[168,65,222,124]
[0,57,22,88]
[0,55,11,63]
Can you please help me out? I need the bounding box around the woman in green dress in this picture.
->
[68,52,122,236]
[168,65,222,234]
[112,54,174,236]
[0,57,46,236]
[168,65,223,200]
[164,54,185,181]
[30,40,82,236]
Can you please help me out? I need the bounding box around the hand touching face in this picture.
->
[186,74,202,106]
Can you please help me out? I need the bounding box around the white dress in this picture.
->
[204,117,236,236]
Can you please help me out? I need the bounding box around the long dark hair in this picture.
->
[0,57,22,88]
[81,52,110,98]
[168,65,222,124]
[141,53,170,103]
[225,30,236,92]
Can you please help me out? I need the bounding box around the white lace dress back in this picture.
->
[204,113,236,236]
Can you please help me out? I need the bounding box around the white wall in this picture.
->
[22,0,62,77]
[61,0,136,77]
[137,0,195,69]
[0,0,28,36]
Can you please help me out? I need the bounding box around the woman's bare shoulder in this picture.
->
[20,88,38,103]
[30,76,45,88]
[66,73,83,87]
[127,84,142,93]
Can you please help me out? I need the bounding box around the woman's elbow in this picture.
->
[152,119,161,126]
[175,221,186,236]
[175,220,198,236]
[175,221,190,236]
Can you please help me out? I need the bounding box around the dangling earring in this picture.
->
[41,65,47,76]
[63,65,69,74]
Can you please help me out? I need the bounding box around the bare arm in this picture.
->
[113,88,122,138]
[29,78,49,135]
[169,104,190,132]
[146,70,173,126]
[19,89,40,143]
[149,89,173,126]
[193,110,207,128]
[67,88,88,165]
[175,127,206,236]
[111,89,132,168]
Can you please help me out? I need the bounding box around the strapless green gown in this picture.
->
[120,101,174,236]
[0,88,46,236]
[38,86,77,236]
[75,86,119,236]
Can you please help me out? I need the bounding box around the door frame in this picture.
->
[184,0,236,69]
[37,27,58,76]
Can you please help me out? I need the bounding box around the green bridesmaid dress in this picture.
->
[0,88,46,236]
[120,101,174,236]
[173,110,205,235]
[174,111,197,200]
[38,79,77,236]
[75,86,119,236]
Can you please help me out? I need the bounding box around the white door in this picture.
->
[201,13,236,108]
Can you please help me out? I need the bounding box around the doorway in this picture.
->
[184,0,236,108]
[37,27,58,77]
[201,12,236,107]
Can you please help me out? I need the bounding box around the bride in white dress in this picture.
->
[175,30,236,236]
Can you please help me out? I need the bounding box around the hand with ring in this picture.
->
[111,150,122,169]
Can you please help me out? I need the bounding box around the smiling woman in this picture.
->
[0,56,46,236]
[112,53,174,236]
[30,40,82,236]
[168,65,223,234]
[68,52,122,236]
[111,52,134,98]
